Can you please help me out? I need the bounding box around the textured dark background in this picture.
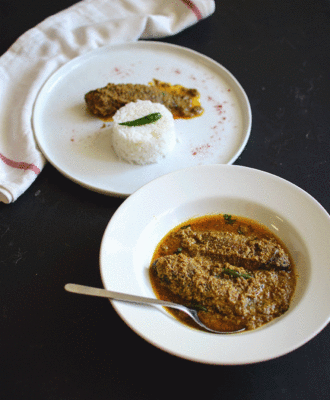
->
[1,1,330,399]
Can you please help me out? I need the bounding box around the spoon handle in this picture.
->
[64,283,184,310]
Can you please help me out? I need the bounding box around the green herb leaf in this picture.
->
[174,247,182,254]
[223,268,252,279]
[223,214,236,225]
[191,303,208,312]
[180,225,191,230]
[119,112,162,126]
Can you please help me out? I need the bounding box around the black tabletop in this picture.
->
[1,1,330,398]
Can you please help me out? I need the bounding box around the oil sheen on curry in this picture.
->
[150,214,296,333]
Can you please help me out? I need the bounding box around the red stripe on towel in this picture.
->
[180,0,203,20]
[0,153,40,174]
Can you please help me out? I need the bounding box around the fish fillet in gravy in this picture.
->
[84,79,203,120]
[150,215,296,332]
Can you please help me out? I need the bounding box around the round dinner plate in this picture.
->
[32,41,251,197]
[100,164,330,365]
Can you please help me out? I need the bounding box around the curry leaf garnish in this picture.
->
[223,214,236,225]
[119,112,162,126]
[223,268,252,279]
[174,247,182,254]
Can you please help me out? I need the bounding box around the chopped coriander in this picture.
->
[223,214,236,225]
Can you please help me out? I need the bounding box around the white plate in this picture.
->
[32,41,251,196]
[100,164,330,364]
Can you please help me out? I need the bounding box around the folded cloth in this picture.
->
[0,0,215,204]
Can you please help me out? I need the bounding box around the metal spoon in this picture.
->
[64,283,244,334]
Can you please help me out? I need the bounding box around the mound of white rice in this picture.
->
[111,100,176,165]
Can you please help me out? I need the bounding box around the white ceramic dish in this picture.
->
[100,164,330,364]
[32,41,251,197]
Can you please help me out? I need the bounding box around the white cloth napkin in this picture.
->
[0,0,215,204]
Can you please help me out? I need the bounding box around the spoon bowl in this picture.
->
[65,283,244,334]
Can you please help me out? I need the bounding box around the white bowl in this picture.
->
[100,164,330,364]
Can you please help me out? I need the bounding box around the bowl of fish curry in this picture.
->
[100,165,330,364]
[150,213,296,333]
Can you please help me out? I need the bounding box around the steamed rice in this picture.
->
[111,100,176,165]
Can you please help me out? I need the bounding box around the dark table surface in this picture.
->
[1,0,330,398]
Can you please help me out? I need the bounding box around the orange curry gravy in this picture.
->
[149,214,296,333]
[148,80,203,120]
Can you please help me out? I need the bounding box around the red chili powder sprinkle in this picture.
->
[192,143,211,156]
[214,104,223,115]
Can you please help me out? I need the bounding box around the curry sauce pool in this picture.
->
[150,214,296,332]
